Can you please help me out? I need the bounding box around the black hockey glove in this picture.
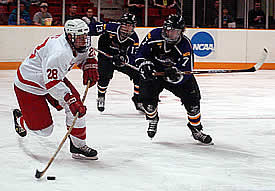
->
[164,66,181,82]
[112,53,128,67]
[139,61,156,81]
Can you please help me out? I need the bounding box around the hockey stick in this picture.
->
[35,80,91,179]
[91,47,139,71]
[153,48,269,76]
[92,47,268,76]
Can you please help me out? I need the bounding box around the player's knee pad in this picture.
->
[185,104,200,116]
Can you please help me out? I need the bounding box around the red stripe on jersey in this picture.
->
[45,80,62,89]
[17,69,43,89]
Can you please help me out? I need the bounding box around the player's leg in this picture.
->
[13,85,54,137]
[166,75,212,144]
[139,78,163,138]
[63,79,98,160]
[97,56,114,112]
[117,66,144,112]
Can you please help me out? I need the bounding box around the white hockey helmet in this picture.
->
[64,19,90,53]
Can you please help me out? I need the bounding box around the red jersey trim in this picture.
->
[45,80,62,89]
[17,69,43,89]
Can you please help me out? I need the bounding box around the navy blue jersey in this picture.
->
[135,28,194,84]
[89,22,139,66]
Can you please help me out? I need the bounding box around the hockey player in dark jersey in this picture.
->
[135,14,212,144]
[88,13,143,112]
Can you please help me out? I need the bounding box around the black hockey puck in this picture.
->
[47,176,56,180]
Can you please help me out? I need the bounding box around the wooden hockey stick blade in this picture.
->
[253,48,268,71]
[34,81,90,179]
[153,48,269,76]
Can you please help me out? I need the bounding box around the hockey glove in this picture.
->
[82,58,99,87]
[164,66,181,82]
[112,53,128,67]
[64,93,87,118]
[139,61,156,81]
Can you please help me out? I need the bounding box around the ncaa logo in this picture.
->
[191,32,215,57]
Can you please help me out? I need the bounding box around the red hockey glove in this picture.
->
[83,58,99,87]
[64,93,87,118]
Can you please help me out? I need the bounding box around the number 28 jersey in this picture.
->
[14,33,88,102]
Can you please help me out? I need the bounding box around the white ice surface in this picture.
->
[1,69,275,191]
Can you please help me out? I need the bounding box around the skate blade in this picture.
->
[196,141,214,146]
[72,153,98,160]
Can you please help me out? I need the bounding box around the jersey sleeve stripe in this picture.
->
[17,69,43,89]
[45,80,62,90]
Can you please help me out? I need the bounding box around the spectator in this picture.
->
[0,0,14,24]
[222,8,234,28]
[82,7,105,25]
[207,0,219,27]
[0,0,14,4]
[128,0,144,26]
[248,1,265,29]
[153,0,176,9]
[33,1,52,26]
[8,1,32,25]
[65,4,81,22]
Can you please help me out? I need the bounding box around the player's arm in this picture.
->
[78,48,99,88]
[127,35,139,67]
[43,53,86,118]
[135,31,153,66]
[177,39,194,72]
[135,32,157,81]
[164,39,194,84]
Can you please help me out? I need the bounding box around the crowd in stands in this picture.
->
[0,0,273,28]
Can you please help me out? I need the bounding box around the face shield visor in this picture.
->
[71,33,91,53]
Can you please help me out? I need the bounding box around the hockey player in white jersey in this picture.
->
[13,19,99,160]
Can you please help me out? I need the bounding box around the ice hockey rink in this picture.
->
[1,69,275,191]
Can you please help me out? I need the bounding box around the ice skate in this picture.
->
[97,96,105,112]
[132,96,145,112]
[69,136,98,160]
[13,109,27,137]
[188,123,213,144]
[147,116,159,138]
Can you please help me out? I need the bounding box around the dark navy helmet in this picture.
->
[119,13,137,26]
[162,14,185,44]
[119,13,137,40]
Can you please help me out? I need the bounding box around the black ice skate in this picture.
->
[69,136,98,160]
[147,116,159,138]
[132,96,145,112]
[97,96,105,112]
[13,109,27,137]
[188,123,212,144]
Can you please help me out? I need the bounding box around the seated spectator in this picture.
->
[8,1,32,25]
[65,4,81,22]
[0,0,14,24]
[82,7,105,24]
[248,1,265,29]
[33,1,52,26]
[153,0,176,9]
[0,0,14,4]
[222,8,234,28]
[128,0,144,26]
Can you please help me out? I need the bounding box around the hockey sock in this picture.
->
[188,113,201,127]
